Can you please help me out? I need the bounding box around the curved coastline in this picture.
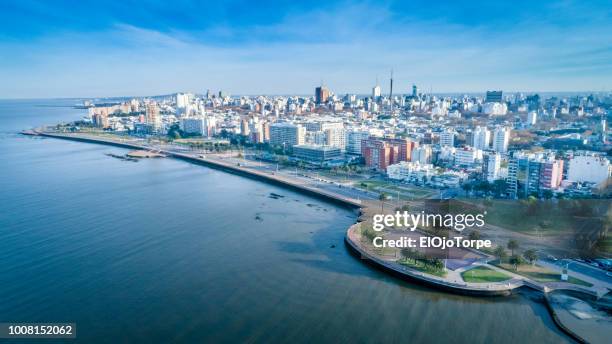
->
[22,130,606,342]
[344,223,517,296]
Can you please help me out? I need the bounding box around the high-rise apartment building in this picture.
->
[507,152,563,198]
[492,126,511,153]
[483,152,501,182]
[270,122,306,147]
[372,84,381,101]
[324,127,346,151]
[411,145,432,164]
[180,117,206,135]
[315,86,330,104]
[472,126,491,150]
[455,147,482,167]
[361,138,417,171]
[146,102,161,130]
[345,130,371,155]
[361,139,391,171]
[439,129,455,147]
[527,111,538,126]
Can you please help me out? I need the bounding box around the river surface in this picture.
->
[0,99,571,343]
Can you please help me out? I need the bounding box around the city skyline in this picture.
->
[1,0,611,98]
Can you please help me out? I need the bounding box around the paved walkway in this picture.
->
[30,130,612,299]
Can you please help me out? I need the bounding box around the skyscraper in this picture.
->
[389,69,394,109]
[315,85,330,105]
[372,83,381,101]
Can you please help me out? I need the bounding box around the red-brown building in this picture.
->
[361,138,418,171]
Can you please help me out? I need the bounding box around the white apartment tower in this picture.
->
[439,129,455,147]
[483,152,501,182]
[472,126,491,150]
[492,127,511,153]
[527,111,538,126]
[325,128,346,151]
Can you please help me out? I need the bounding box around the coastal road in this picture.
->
[545,258,612,284]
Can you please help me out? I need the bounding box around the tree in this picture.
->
[400,248,414,263]
[362,227,378,241]
[432,258,445,271]
[509,254,525,271]
[379,192,387,212]
[507,240,519,256]
[523,249,538,265]
[468,230,481,241]
[523,195,538,216]
[494,246,507,263]
[492,179,507,197]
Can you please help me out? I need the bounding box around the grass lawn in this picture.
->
[353,180,435,199]
[493,262,593,287]
[458,199,585,236]
[461,266,511,283]
[398,259,447,277]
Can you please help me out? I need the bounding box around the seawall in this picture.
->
[344,223,516,297]
[28,132,362,210]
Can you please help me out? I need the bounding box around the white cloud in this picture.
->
[1,1,611,97]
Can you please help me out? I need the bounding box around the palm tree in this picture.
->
[507,240,519,256]
[523,249,538,265]
[379,192,387,212]
[494,246,507,264]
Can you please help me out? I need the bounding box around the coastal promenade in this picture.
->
[24,130,610,300]
[27,131,363,209]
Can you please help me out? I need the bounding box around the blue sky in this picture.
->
[0,0,611,98]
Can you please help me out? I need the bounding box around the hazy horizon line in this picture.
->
[2,89,611,101]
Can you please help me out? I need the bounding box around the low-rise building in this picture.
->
[567,154,611,184]
[387,161,436,182]
[292,145,341,163]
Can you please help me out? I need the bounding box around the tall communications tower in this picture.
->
[389,69,394,111]
[389,69,393,100]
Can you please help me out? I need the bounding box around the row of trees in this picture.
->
[493,240,538,270]
[400,248,445,271]
[461,179,507,197]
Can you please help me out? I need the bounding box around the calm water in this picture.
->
[0,99,570,343]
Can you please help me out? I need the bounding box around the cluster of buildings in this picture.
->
[84,85,612,199]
